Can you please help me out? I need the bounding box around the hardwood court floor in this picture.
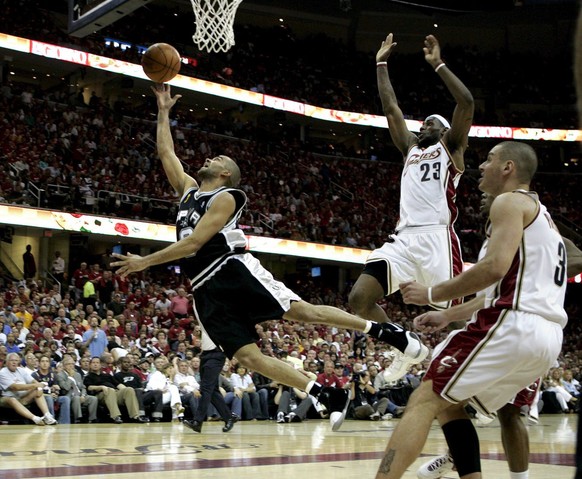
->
[0,415,575,479]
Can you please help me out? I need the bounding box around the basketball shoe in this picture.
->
[474,411,495,427]
[417,451,455,479]
[382,331,429,382]
[316,387,351,432]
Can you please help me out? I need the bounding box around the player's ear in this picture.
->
[503,160,515,175]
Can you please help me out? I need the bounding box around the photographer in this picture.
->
[350,371,403,421]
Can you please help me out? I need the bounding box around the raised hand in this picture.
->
[376,33,398,63]
[423,34,442,68]
[151,83,182,112]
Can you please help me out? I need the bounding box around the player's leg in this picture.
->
[235,343,311,391]
[375,380,457,479]
[285,300,425,355]
[349,268,389,323]
[498,403,529,475]
[234,341,350,429]
[349,236,411,323]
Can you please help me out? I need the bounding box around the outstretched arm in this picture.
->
[111,191,236,277]
[424,35,474,171]
[152,84,198,197]
[376,34,417,157]
[413,296,484,333]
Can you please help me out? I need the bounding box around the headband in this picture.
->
[425,114,451,129]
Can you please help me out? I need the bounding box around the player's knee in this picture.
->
[348,287,370,314]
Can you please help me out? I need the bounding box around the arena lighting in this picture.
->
[0,205,370,264]
[1,32,581,142]
[3,204,580,280]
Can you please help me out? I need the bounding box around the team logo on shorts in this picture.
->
[436,349,462,374]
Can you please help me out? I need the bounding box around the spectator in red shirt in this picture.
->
[72,262,90,299]
[168,319,184,342]
[316,360,342,388]
[88,264,102,283]
[154,308,175,330]
[123,301,141,324]
[126,288,150,310]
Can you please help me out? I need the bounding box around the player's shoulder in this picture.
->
[491,191,538,218]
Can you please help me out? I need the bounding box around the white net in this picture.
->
[190,0,243,53]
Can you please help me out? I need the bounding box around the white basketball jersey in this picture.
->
[480,191,567,327]
[397,141,461,231]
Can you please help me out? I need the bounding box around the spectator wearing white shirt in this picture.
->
[145,356,184,421]
[154,293,172,312]
[173,358,202,418]
[0,352,57,425]
[230,364,261,420]
[51,252,65,289]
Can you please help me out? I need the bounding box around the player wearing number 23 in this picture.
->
[347,34,474,387]
[350,34,474,326]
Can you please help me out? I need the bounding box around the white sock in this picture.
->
[363,321,372,333]
[305,380,315,394]
[509,471,528,479]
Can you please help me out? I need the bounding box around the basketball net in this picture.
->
[190,0,243,53]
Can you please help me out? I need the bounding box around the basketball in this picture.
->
[141,43,181,83]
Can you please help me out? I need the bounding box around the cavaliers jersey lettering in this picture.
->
[177,186,247,288]
[397,141,461,231]
[479,191,567,327]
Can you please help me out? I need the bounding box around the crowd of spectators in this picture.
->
[1,81,581,261]
[2,0,578,129]
[0,254,579,424]
[0,0,581,426]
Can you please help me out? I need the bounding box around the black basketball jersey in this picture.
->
[176,186,247,288]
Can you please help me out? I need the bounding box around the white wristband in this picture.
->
[376,61,387,67]
[427,287,434,304]
[435,63,446,73]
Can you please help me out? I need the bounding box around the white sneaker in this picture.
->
[383,333,429,382]
[276,411,285,423]
[381,413,393,421]
[42,413,58,425]
[474,411,495,427]
[330,389,351,432]
[417,452,455,479]
[32,415,46,426]
[369,411,381,421]
[527,414,539,426]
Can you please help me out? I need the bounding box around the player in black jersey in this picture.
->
[111,84,408,431]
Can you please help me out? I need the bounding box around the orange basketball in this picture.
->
[141,43,181,83]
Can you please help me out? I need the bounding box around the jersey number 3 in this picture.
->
[554,242,566,286]
[420,162,441,182]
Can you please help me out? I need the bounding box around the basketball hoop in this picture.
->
[190,0,243,53]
